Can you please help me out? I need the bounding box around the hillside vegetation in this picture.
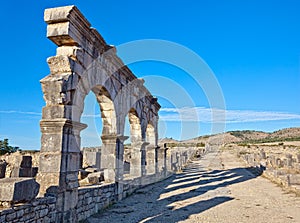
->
[228,127,300,144]
[159,127,300,146]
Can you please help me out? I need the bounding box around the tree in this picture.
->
[0,139,20,155]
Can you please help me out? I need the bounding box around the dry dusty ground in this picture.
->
[86,147,300,223]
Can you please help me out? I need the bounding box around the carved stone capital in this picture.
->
[40,118,87,134]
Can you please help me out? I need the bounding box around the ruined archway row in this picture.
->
[37,5,160,219]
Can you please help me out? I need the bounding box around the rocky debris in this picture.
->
[0,152,39,178]
[0,178,40,205]
[79,170,105,186]
[10,156,38,178]
[81,147,101,169]
[234,144,300,194]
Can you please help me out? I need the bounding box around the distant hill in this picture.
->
[158,137,180,145]
[159,127,300,146]
[228,127,300,144]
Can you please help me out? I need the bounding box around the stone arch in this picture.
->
[93,85,117,135]
[128,108,142,144]
[146,123,156,146]
[38,5,160,222]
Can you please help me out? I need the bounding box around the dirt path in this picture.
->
[86,147,300,223]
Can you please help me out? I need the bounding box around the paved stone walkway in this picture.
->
[86,147,300,223]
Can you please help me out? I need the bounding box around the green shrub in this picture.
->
[0,139,20,155]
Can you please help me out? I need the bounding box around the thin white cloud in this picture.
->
[2,108,300,124]
[82,114,101,118]
[0,110,101,118]
[0,110,41,116]
[159,107,300,123]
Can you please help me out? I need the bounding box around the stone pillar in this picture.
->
[297,154,300,163]
[141,142,149,176]
[166,148,172,172]
[146,146,156,175]
[37,119,86,222]
[101,135,116,182]
[115,135,128,200]
[276,158,283,168]
[155,146,167,176]
[260,149,266,159]
[0,161,6,178]
[130,141,149,177]
[286,154,293,168]
[100,134,127,200]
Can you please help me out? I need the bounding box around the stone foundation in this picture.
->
[0,145,199,222]
[235,145,300,194]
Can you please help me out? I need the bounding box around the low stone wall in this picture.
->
[76,183,116,221]
[0,197,56,223]
[166,147,200,172]
[236,146,300,194]
[0,146,199,222]
[76,175,167,221]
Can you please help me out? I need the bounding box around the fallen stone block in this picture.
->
[78,169,89,180]
[0,178,40,203]
[10,167,38,177]
[87,171,105,184]
[288,174,300,185]
[84,167,99,173]
[79,171,105,186]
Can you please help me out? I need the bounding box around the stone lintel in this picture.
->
[101,134,118,142]
[44,5,89,26]
[0,178,40,203]
[101,134,129,143]
[40,119,87,133]
[44,5,106,54]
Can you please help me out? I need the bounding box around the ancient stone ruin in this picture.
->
[0,5,200,223]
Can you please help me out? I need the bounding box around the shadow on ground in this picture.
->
[87,160,261,223]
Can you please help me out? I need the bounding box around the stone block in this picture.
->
[297,154,300,163]
[288,174,300,185]
[82,148,101,169]
[87,171,104,184]
[20,156,32,168]
[0,161,6,178]
[0,178,40,203]
[78,169,89,180]
[11,167,38,177]
[259,150,266,159]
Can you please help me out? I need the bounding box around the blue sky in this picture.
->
[0,0,299,149]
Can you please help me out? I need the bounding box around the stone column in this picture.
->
[155,147,165,175]
[166,147,172,172]
[286,154,293,168]
[146,146,156,175]
[101,134,123,182]
[297,154,300,163]
[260,149,266,159]
[0,161,6,178]
[116,135,128,200]
[130,141,149,177]
[37,119,86,222]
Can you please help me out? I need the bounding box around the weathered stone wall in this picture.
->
[0,145,198,222]
[0,152,39,178]
[235,145,300,194]
[0,5,202,222]
[0,197,56,223]
[166,146,201,173]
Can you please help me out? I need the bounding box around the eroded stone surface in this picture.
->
[0,178,39,203]
[37,5,161,222]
